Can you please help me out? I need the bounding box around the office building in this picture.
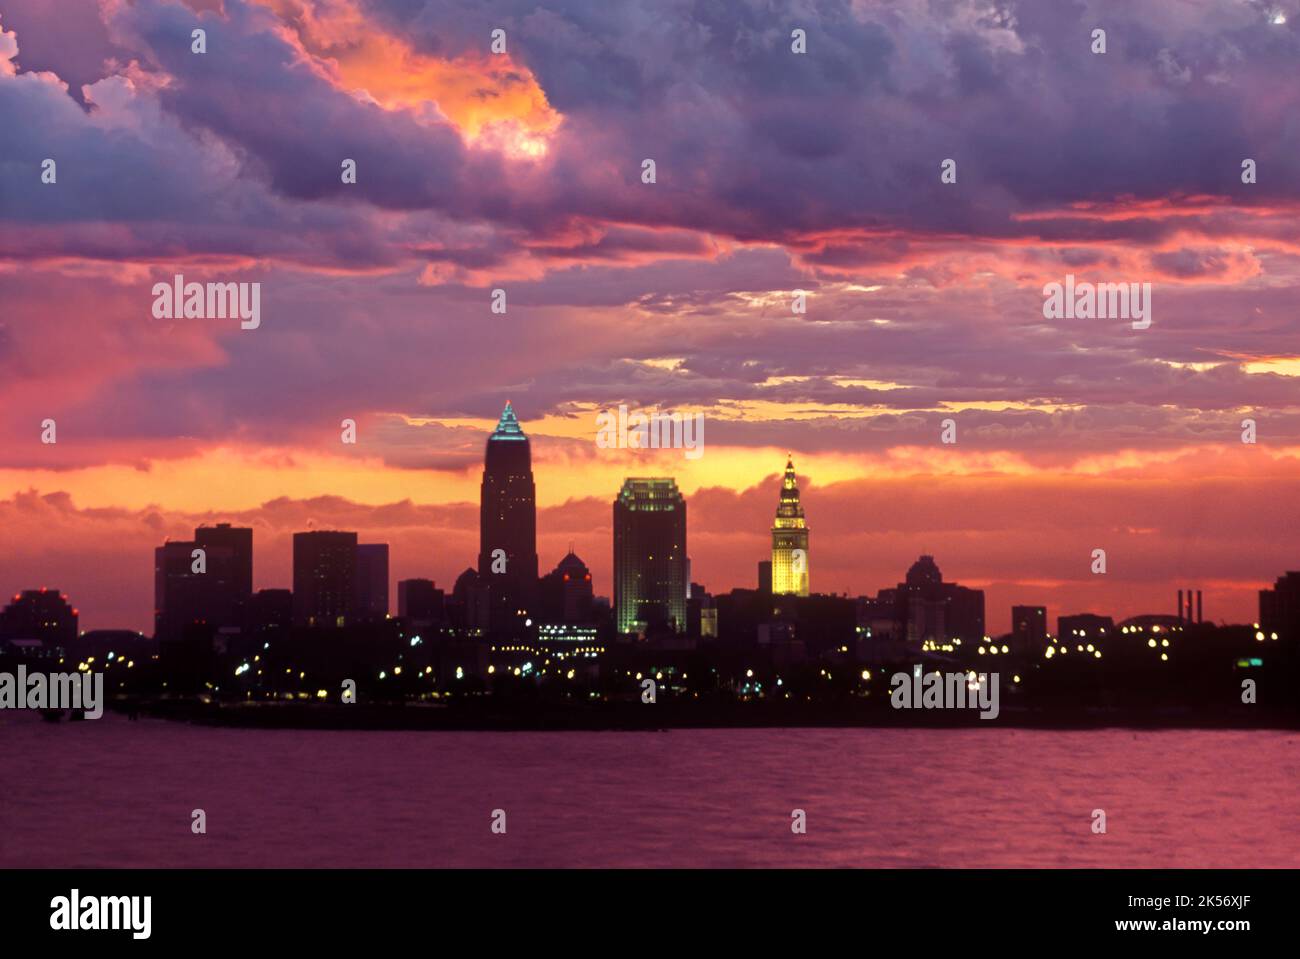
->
[613,478,687,635]
[478,402,539,631]
[293,531,358,627]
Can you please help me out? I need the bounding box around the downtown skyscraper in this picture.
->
[478,402,539,631]
[292,531,357,628]
[154,523,253,641]
[613,478,687,636]
[771,457,810,597]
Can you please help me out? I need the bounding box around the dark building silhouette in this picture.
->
[354,543,389,621]
[1012,605,1047,654]
[895,555,984,643]
[614,478,687,635]
[450,567,490,629]
[858,593,902,641]
[154,540,198,641]
[154,539,237,641]
[1058,612,1114,642]
[757,620,803,665]
[398,578,445,625]
[687,583,717,639]
[249,588,292,633]
[1260,572,1300,640]
[293,531,357,627]
[714,588,763,648]
[66,629,151,664]
[0,588,78,648]
[539,551,594,624]
[757,560,773,596]
[477,402,539,632]
[860,556,985,646]
[154,524,251,641]
[773,593,857,659]
[195,523,253,627]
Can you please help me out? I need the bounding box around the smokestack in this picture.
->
[1178,589,1183,623]
[1197,590,1203,625]
[1187,589,1194,624]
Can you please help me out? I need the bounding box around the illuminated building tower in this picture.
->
[614,478,687,636]
[477,402,539,631]
[771,457,810,597]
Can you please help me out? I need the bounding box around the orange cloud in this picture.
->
[255,0,561,157]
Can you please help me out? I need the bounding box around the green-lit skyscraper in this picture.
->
[613,478,687,636]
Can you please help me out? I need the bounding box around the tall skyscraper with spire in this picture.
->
[478,401,539,631]
[771,457,810,596]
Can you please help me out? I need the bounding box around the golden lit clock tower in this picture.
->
[771,457,810,596]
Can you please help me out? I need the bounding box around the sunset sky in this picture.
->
[2,0,1299,634]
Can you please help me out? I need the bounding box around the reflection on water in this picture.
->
[1,712,1296,867]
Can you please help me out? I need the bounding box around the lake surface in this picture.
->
[2,712,1296,867]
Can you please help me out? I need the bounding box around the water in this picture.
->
[2,712,1296,867]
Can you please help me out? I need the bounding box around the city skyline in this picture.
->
[4,0,1300,635]
[4,400,1295,642]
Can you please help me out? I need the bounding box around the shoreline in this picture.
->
[108,699,1300,732]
